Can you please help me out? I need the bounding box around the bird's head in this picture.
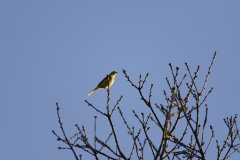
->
[110,71,118,76]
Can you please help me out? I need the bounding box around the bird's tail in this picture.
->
[88,89,96,96]
[88,88,101,96]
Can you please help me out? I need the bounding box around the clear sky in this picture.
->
[0,1,240,159]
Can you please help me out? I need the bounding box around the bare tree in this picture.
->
[52,52,240,160]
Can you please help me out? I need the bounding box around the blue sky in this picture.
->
[0,1,240,159]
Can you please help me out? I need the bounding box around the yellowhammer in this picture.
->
[88,71,118,96]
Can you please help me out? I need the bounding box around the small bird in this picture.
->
[88,71,118,96]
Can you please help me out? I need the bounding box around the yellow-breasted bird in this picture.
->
[88,71,118,96]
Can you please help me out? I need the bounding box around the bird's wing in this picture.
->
[97,75,109,87]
